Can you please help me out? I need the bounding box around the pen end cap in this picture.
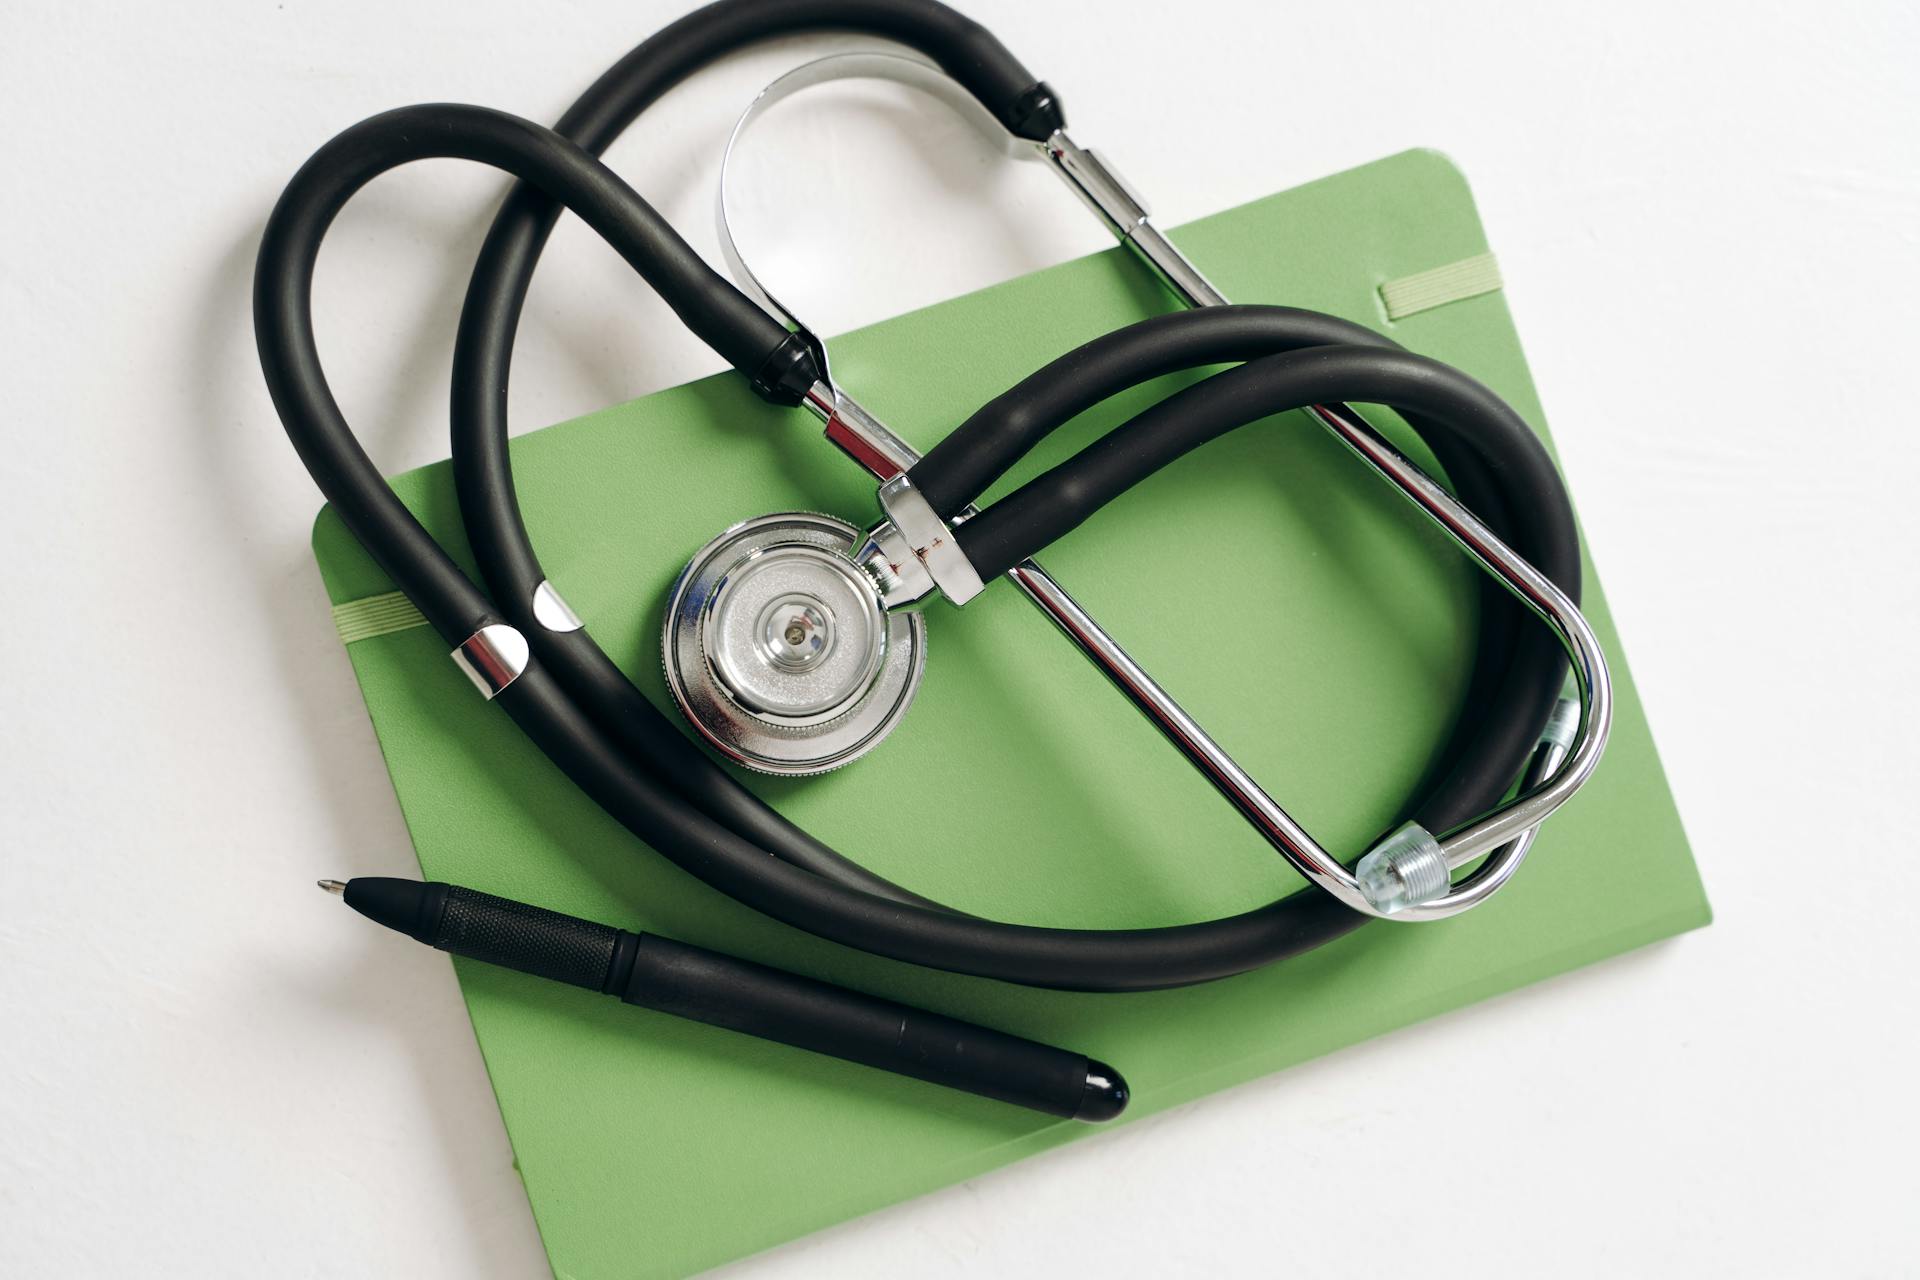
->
[1074,1058,1130,1122]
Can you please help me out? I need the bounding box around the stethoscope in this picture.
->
[256,0,1610,994]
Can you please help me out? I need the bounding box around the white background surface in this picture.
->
[3,1,1916,1275]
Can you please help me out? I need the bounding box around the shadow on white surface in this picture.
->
[187,219,551,1278]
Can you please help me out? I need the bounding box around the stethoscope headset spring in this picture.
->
[255,0,1610,994]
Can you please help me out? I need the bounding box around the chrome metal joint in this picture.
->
[802,379,917,482]
[850,516,935,610]
[867,472,984,609]
[531,580,583,632]
[1041,129,1150,236]
[450,624,530,699]
[1038,129,1228,308]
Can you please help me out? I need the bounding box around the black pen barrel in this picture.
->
[338,879,1126,1121]
[615,933,1123,1120]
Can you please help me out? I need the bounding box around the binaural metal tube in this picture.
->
[1040,131,1229,308]
[1040,126,1610,915]
[730,56,1610,920]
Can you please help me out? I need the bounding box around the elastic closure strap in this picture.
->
[331,590,428,644]
[1379,251,1503,321]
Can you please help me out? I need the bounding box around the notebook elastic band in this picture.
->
[332,591,428,645]
[1379,251,1503,320]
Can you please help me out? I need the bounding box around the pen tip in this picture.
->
[317,879,347,896]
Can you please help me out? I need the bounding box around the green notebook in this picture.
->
[311,148,1707,1278]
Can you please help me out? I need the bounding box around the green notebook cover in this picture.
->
[311,148,1707,1278]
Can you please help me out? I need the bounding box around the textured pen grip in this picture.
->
[434,885,621,991]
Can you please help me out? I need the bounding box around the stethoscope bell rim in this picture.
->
[662,512,925,775]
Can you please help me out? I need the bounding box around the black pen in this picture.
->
[318,878,1128,1122]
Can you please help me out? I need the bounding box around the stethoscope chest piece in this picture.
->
[662,512,925,775]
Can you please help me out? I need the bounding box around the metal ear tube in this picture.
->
[699,50,1609,919]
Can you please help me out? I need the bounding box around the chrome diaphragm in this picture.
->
[662,513,924,775]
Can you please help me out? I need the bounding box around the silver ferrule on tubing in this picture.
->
[451,623,530,699]
[717,52,1611,920]
[530,579,583,633]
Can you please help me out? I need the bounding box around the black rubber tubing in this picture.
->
[485,333,1581,988]
[440,1,1542,923]
[961,346,1577,585]
[912,305,1579,832]
[257,103,811,641]
[970,339,1581,831]
[249,99,1360,988]
[254,62,1579,990]
[449,0,1067,908]
[423,4,1574,979]
[484,338,1581,991]
[442,0,1557,926]
[254,99,1576,988]
[919,307,1493,519]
